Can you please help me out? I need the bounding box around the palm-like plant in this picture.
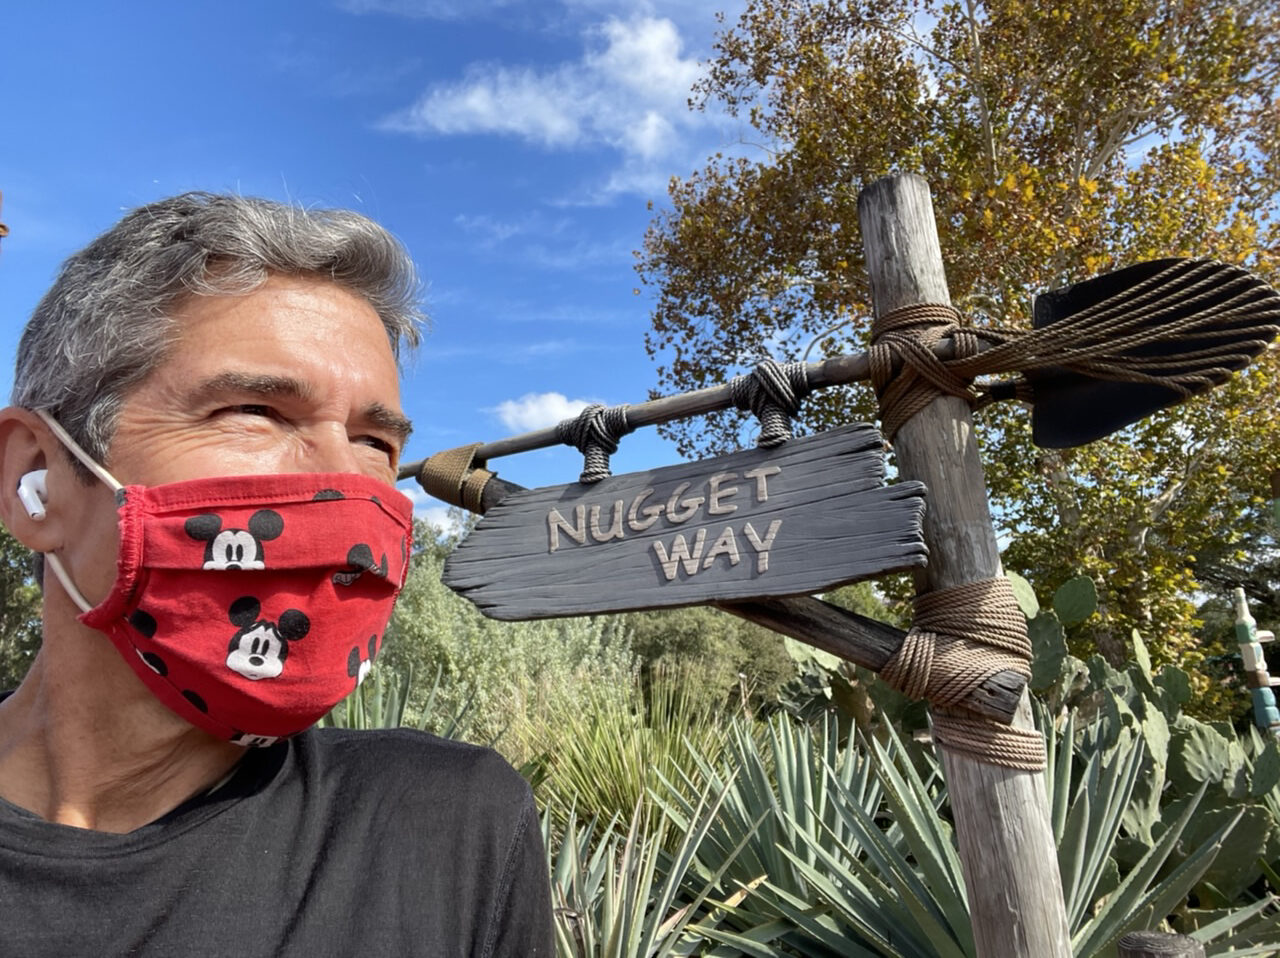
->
[318,663,472,737]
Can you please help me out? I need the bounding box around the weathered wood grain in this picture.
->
[860,173,1072,958]
[715,595,1026,721]
[469,473,1023,721]
[444,424,927,620]
[1117,932,1206,957]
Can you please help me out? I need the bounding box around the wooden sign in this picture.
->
[443,423,928,620]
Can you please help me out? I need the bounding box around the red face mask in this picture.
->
[37,413,413,746]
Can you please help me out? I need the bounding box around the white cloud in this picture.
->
[392,63,584,147]
[491,391,597,431]
[395,483,456,525]
[453,211,572,248]
[378,15,714,196]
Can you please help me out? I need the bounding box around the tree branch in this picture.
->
[963,0,998,181]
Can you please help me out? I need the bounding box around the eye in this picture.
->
[222,404,274,418]
[353,434,398,461]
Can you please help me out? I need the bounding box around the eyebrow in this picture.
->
[194,372,317,404]
[363,402,414,443]
[193,372,414,443]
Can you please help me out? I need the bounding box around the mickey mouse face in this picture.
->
[227,623,288,680]
[347,634,379,687]
[186,510,284,571]
[225,597,310,681]
[333,544,388,586]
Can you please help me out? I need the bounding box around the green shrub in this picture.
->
[380,545,636,746]
[520,667,737,830]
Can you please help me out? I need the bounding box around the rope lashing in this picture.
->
[729,358,812,447]
[930,708,1046,771]
[868,304,982,441]
[417,442,497,514]
[880,577,1045,770]
[867,261,1279,441]
[556,404,635,484]
[964,258,1280,398]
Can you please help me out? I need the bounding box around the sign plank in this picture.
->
[443,423,928,620]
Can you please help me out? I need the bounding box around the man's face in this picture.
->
[58,274,411,606]
[106,274,411,487]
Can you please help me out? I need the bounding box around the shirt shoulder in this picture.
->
[291,727,536,830]
[301,726,527,792]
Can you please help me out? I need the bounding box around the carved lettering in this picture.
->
[627,488,663,532]
[653,529,708,581]
[544,466,786,564]
[590,501,625,542]
[665,482,705,524]
[547,505,587,553]
[702,525,741,569]
[706,472,739,515]
[743,519,782,572]
[743,465,781,502]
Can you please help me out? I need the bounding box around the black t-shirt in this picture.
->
[0,727,555,957]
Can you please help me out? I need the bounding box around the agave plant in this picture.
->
[545,783,757,958]
[318,662,473,737]
[674,716,974,957]
[657,706,1278,957]
[525,667,735,831]
[1044,706,1280,955]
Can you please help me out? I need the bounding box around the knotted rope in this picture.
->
[868,305,981,441]
[879,578,1043,769]
[729,358,812,447]
[417,442,496,514]
[556,404,635,484]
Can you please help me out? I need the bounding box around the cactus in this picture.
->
[1024,579,1280,913]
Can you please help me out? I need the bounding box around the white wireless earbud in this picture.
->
[17,469,48,521]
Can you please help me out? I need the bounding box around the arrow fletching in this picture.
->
[1010,259,1280,447]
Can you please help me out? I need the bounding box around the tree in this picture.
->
[626,604,798,708]
[0,526,42,689]
[638,0,1280,700]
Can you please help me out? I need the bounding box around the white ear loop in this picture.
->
[29,409,121,615]
[43,553,93,614]
[33,409,123,492]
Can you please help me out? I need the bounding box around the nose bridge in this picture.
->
[305,420,360,474]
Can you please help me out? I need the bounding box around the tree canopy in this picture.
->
[638,0,1280,696]
[0,526,42,689]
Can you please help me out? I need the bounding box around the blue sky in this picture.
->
[1,0,749,523]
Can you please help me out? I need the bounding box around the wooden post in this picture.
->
[1117,931,1206,957]
[858,173,1071,956]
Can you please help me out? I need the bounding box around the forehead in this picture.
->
[158,275,401,392]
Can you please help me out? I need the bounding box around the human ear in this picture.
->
[0,407,64,553]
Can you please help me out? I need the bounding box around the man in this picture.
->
[0,193,555,955]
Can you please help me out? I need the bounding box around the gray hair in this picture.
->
[13,192,424,468]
